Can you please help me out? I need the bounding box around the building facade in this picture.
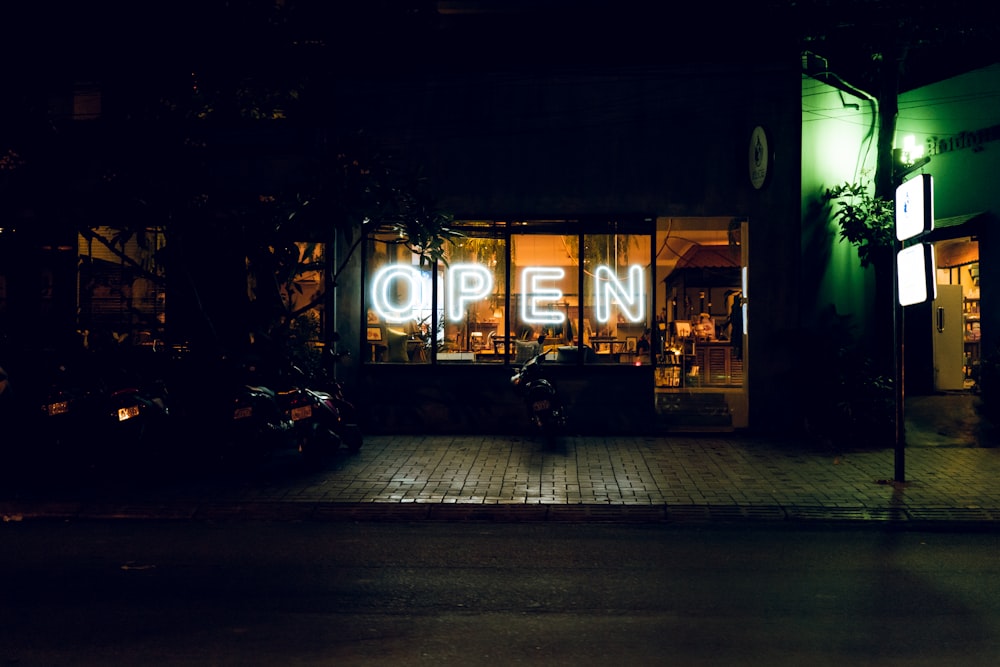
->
[5,6,995,441]
[332,60,805,436]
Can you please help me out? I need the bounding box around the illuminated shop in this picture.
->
[357,216,748,434]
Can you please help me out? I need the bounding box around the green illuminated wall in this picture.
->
[800,74,880,350]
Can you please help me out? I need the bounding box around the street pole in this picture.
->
[893,254,906,482]
[891,170,934,484]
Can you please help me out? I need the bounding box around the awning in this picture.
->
[671,244,740,270]
[925,211,995,243]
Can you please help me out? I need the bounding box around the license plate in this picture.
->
[234,406,253,420]
[290,405,312,421]
[46,401,69,416]
[532,399,550,412]
[118,404,141,422]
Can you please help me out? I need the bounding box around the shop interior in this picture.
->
[933,231,980,389]
[653,218,745,390]
[365,218,746,386]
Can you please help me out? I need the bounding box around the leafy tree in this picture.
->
[49,1,460,360]
[824,182,894,269]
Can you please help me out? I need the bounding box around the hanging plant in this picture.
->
[825,182,894,268]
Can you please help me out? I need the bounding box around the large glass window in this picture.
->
[78,226,167,346]
[654,217,745,388]
[579,231,652,364]
[365,227,435,364]
[439,230,508,362]
[509,231,580,363]
[363,219,653,365]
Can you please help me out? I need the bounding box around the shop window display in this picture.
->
[364,220,652,365]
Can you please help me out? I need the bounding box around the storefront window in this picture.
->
[365,228,434,364]
[78,226,167,346]
[509,232,580,364]
[363,219,653,365]
[440,233,507,362]
[579,232,652,364]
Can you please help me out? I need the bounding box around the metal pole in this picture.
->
[893,242,906,482]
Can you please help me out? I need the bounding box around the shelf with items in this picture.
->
[962,298,979,343]
[656,351,683,387]
[963,296,981,381]
[963,295,980,313]
[963,296,981,342]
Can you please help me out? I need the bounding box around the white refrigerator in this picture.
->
[932,284,965,391]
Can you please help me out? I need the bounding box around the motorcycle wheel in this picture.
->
[342,423,363,454]
[535,409,565,451]
[298,422,340,467]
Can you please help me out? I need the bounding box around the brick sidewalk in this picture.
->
[4,434,1000,526]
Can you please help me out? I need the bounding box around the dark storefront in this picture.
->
[329,60,804,436]
[3,7,808,439]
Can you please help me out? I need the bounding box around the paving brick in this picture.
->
[5,432,1000,525]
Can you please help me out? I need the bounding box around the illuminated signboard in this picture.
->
[895,173,934,242]
[594,265,644,323]
[893,172,936,307]
[370,265,429,322]
[897,244,937,307]
[370,264,646,324]
[519,267,566,324]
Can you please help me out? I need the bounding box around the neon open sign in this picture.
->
[370,263,646,324]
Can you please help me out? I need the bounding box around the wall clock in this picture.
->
[749,125,771,190]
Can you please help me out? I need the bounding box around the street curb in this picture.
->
[4,501,1000,530]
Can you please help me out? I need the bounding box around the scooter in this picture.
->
[509,338,567,446]
[163,346,294,469]
[313,340,364,454]
[33,350,173,474]
[273,361,363,466]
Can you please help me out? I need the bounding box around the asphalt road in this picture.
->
[2,520,999,666]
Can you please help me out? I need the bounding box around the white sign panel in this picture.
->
[895,174,934,242]
[897,243,937,306]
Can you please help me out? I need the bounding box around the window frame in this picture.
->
[362,217,654,366]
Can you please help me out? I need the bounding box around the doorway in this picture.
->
[653,217,748,431]
[934,236,980,391]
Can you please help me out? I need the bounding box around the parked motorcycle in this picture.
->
[509,338,567,446]
[166,336,363,469]
[228,374,296,464]
[311,340,364,453]
[270,358,363,466]
[33,346,173,474]
[167,347,295,469]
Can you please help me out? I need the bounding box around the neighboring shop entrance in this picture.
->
[930,223,980,392]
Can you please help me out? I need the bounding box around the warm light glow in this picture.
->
[741,266,748,335]
[369,262,650,326]
[594,265,645,323]
[900,134,924,165]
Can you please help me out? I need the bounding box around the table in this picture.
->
[493,336,512,355]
